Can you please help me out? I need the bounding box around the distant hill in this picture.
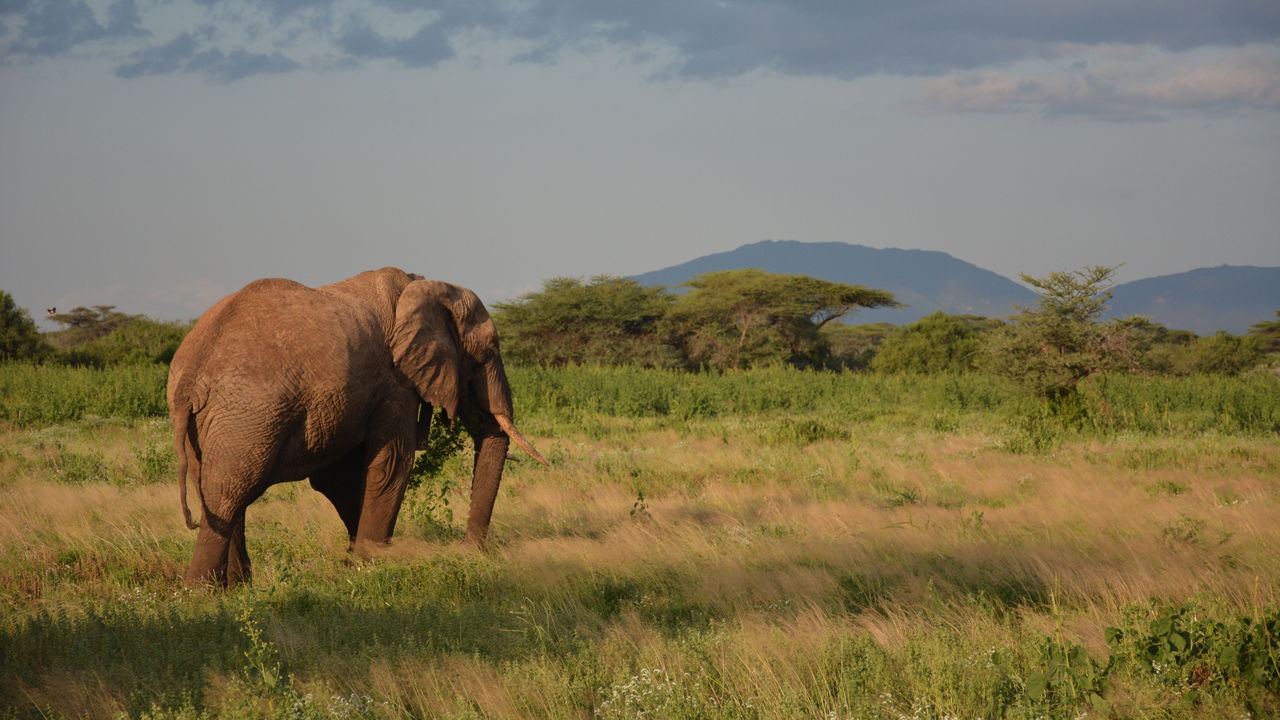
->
[1108,266,1280,335]
[632,240,1279,333]
[631,240,1038,325]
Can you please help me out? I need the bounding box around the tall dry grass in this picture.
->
[1,401,1277,718]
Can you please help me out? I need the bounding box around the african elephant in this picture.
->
[167,267,546,586]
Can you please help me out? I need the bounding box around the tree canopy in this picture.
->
[985,266,1129,399]
[46,305,189,366]
[662,269,899,370]
[493,270,898,370]
[493,276,677,367]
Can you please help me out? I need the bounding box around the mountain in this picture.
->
[631,240,1039,325]
[632,240,1280,333]
[1108,266,1280,335]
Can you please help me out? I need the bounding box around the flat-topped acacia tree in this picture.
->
[662,269,899,370]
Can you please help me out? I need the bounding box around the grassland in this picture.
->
[1,365,1278,719]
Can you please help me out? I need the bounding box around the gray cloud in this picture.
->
[4,0,1279,88]
[115,30,299,81]
[337,19,453,68]
[2,0,146,56]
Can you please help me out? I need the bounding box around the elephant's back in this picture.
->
[170,277,389,412]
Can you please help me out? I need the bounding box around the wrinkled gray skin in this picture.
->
[168,267,530,586]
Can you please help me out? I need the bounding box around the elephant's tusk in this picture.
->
[493,414,550,467]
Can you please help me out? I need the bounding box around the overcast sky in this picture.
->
[2,0,1278,324]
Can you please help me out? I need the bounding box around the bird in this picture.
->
[46,307,56,315]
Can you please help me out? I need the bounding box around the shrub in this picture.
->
[871,311,984,373]
[0,289,52,362]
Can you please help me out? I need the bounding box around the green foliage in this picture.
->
[403,410,470,533]
[46,304,134,347]
[1249,311,1280,354]
[494,276,677,367]
[820,321,895,369]
[0,363,169,426]
[661,269,898,370]
[43,443,109,484]
[54,314,191,367]
[985,265,1136,400]
[1023,636,1107,713]
[0,289,52,362]
[5,364,1279,440]
[136,444,176,484]
[1106,601,1280,700]
[1186,331,1265,376]
[871,311,985,373]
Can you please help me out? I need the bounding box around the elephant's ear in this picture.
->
[390,280,462,420]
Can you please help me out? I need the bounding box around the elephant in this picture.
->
[167,267,546,586]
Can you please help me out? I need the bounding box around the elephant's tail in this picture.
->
[173,404,201,530]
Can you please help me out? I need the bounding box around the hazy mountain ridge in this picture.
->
[632,240,1279,334]
[1107,265,1280,335]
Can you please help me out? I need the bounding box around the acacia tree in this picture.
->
[45,304,189,366]
[662,269,898,370]
[985,265,1142,400]
[493,276,677,367]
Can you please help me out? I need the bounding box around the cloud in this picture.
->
[915,48,1280,120]
[337,18,453,68]
[115,31,300,81]
[2,0,146,56]
[3,0,1279,96]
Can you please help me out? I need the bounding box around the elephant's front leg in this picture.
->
[351,399,417,557]
[310,449,368,546]
[465,415,510,547]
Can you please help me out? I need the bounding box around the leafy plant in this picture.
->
[1105,601,1280,700]
[629,490,650,522]
[44,443,107,484]
[1022,636,1108,714]
[135,445,174,485]
[403,410,470,533]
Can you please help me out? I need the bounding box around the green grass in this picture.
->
[8,363,1276,437]
[1,365,1278,718]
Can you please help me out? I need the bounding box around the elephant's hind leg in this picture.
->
[187,520,231,586]
[187,507,250,587]
[185,463,267,587]
[225,515,251,585]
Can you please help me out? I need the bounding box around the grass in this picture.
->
[1,365,1278,718]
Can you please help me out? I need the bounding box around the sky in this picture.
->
[1,0,1278,325]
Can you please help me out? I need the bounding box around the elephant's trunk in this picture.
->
[465,426,509,547]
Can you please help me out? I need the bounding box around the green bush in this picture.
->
[871,311,984,373]
[0,363,169,426]
[0,289,52,362]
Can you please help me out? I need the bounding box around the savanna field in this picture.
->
[1,365,1278,719]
